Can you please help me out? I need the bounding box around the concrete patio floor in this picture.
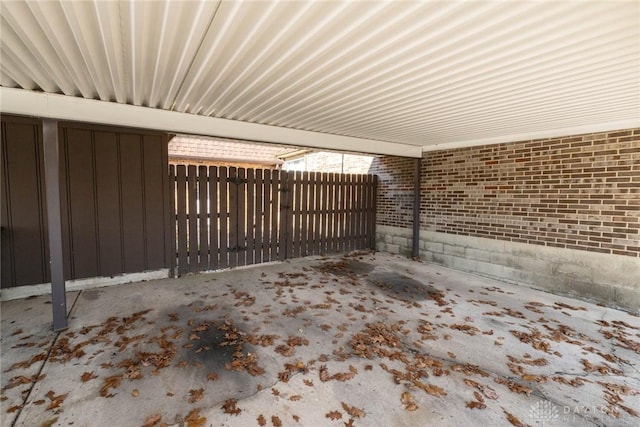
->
[1,252,639,427]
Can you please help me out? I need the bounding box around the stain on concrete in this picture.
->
[367,272,440,302]
[82,290,101,300]
[313,259,375,276]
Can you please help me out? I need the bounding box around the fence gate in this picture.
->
[170,165,378,275]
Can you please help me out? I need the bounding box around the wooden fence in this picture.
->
[170,165,377,275]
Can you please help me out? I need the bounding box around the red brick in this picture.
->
[372,127,639,258]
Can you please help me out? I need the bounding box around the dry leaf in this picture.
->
[466,401,486,410]
[257,414,266,426]
[289,395,302,401]
[81,371,97,382]
[504,409,531,427]
[401,391,419,411]
[207,372,218,381]
[271,415,282,427]
[45,391,68,411]
[326,411,342,420]
[188,388,204,403]
[341,402,365,418]
[100,375,122,397]
[143,414,162,427]
[41,418,58,427]
[222,398,241,415]
[185,409,206,427]
[132,389,139,397]
[319,365,330,382]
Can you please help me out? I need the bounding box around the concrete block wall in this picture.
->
[373,128,640,312]
[376,225,640,312]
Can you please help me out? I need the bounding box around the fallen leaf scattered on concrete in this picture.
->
[326,410,342,420]
[341,402,365,418]
[142,414,162,427]
[188,388,204,404]
[184,409,206,427]
[221,398,241,415]
[503,409,531,427]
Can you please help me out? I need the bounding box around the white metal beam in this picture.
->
[0,87,423,158]
[421,119,640,152]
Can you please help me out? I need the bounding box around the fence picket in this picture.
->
[173,166,377,274]
[209,167,219,270]
[198,166,209,271]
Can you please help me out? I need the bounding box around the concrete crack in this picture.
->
[10,291,83,427]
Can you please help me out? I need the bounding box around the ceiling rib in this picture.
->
[0,0,637,154]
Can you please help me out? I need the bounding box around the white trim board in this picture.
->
[0,88,422,158]
[422,120,640,152]
[0,269,170,301]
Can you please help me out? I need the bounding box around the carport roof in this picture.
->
[1,1,639,157]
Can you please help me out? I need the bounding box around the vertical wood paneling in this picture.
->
[171,165,378,275]
[371,175,378,249]
[341,174,348,252]
[1,119,48,287]
[58,128,73,279]
[353,175,362,249]
[2,118,171,288]
[120,134,146,273]
[142,135,167,270]
[254,169,263,264]
[237,168,246,267]
[65,128,100,278]
[228,167,238,268]
[312,172,321,255]
[301,171,310,256]
[187,165,198,273]
[219,166,229,268]
[262,169,271,262]
[246,168,255,265]
[270,170,280,261]
[1,123,13,287]
[94,131,123,276]
[292,172,299,257]
[209,166,219,271]
[320,172,329,254]
[198,165,209,271]
[328,173,336,253]
[176,165,188,275]
[284,171,294,260]
[169,164,177,274]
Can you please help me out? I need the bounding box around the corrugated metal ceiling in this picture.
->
[1,0,639,153]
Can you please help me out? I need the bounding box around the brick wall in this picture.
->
[369,156,415,228]
[421,128,640,257]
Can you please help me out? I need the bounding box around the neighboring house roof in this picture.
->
[169,136,291,165]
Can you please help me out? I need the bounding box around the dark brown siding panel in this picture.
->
[119,134,146,273]
[65,128,100,279]
[1,127,13,287]
[1,119,48,287]
[94,131,123,276]
[2,118,171,288]
[143,135,167,270]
